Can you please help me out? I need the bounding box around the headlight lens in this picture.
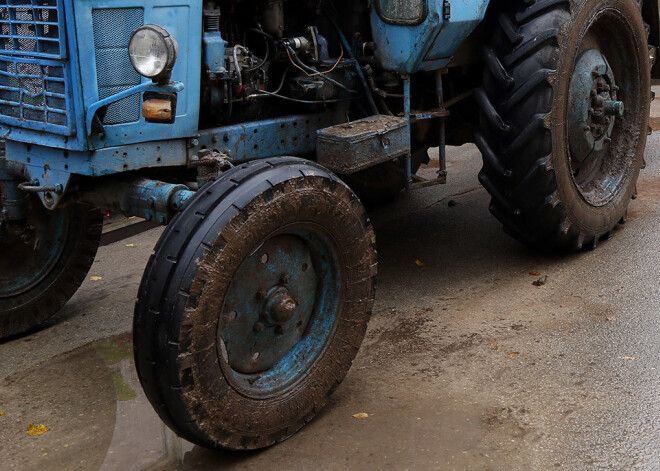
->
[128,25,178,81]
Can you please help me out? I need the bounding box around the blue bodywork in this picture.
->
[371,0,490,73]
[0,0,491,212]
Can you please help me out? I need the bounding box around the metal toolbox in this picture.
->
[316,115,410,174]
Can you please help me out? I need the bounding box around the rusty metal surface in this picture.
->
[317,115,410,174]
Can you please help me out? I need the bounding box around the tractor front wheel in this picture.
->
[0,196,102,337]
[133,157,377,450]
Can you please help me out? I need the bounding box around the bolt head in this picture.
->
[253,322,265,332]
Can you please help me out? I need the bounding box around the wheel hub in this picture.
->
[219,234,318,375]
[568,49,623,163]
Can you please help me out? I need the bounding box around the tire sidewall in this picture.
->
[178,171,375,447]
[552,0,650,233]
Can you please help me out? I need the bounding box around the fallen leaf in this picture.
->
[125,244,135,247]
[27,424,49,436]
[621,356,636,361]
[487,341,498,347]
[507,352,520,357]
[352,413,369,420]
[0,411,4,416]
[415,260,425,267]
[529,271,541,276]
[532,276,548,287]
[90,276,103,281]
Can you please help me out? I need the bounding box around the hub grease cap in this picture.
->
[219,234,318,374]
[568,49,623,163]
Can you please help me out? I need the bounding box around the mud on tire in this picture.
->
[134,157,377,450]
[475,0,650,250]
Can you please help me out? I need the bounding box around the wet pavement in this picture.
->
[2,134,660,469]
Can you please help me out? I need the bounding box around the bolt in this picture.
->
[280,273,290,285]
[612,85,619,92]
[604,137,612,144]
[147,197,155,208]
[583,125,591,132]
[190,138,200,148]
[603,100,624,117]
[253,322,265,332]
[212,134,220,143]
[251,352,260,362]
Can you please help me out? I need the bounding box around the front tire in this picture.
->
[476,0,650,250]
[133,157,377,450]
[0,197,102,337]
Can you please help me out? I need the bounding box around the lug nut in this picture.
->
[280,273,290,285]
[253,322,265,332]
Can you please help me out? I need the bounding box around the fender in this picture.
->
[370,0,490,73]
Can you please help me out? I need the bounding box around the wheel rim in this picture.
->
[0,198,68,298]
[217,224,342,398]
[566,12,643,207]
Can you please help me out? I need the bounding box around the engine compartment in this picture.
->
[199,0,384,127]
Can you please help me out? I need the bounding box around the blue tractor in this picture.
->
[0,0,656,449]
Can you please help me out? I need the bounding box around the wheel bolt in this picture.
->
[280,273,290,285]
[253,322,265,332]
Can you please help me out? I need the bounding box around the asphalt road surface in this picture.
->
[1,135,659,469]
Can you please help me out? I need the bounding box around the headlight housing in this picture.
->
[128,25,178,83]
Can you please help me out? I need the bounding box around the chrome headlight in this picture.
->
[128,25,178,82]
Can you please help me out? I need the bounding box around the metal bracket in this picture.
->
[443,1,451,20]
[85,81,184,140]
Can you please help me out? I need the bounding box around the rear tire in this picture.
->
[476,0,650,250]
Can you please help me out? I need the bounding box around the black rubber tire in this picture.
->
[133,157,377,450]
[0,200,102,338]
[475,0,650,250]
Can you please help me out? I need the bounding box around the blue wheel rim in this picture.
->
[0,201,68,298]
[217,224,342,398]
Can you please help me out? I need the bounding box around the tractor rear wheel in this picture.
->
[476,0,650,250]
[133,157,377,450]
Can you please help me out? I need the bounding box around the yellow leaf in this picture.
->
[352,413,369,420]
[125,244,135,247]
[487,341,498,347]
[0,411,4,416]
[415,260,424,267]
[27,424,49,436]
[507,352,519,357]
[621,356,636,361]
[529,271,541,276]
[90,276,103,281]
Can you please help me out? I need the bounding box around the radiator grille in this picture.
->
[92,8,143,125]
[0,56,66,126]
[0,0,70,134]
[0,0,64,58]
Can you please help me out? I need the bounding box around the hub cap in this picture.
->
[218,228,341,397]
[568,48,623,164]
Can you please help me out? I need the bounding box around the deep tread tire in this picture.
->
[133,157,377,450]
[476,0,650,250]
[0,202,102,337]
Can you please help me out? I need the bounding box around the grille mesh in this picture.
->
[0,0,63,58]
[0,58,66,126]
[92,8,143,125]
[0,0,70,134]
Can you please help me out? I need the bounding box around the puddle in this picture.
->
[0,334,187,471]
